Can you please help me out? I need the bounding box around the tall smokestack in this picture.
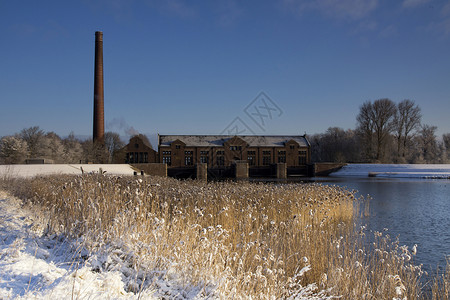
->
[93,31,104,144]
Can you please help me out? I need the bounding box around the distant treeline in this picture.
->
[1,98,449,164]
[311,99,450,164]
[0,127,126,164]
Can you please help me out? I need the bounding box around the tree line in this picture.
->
[0,127,126,164]
[1,98,449,164]
[310,99,450,164]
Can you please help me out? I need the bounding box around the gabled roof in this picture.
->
[158,135,309,147]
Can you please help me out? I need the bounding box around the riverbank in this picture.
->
[331,164,450,179]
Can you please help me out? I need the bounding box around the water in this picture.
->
[315,177,450,273]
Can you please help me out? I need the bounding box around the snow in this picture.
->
[0,164,137,178]
[0,189,230,299]
[330,164,450,179]
[0,190,149,299]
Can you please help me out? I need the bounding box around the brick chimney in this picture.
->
[93,31,104,144]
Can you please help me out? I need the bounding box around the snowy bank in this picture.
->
[0,164,136,178]
[330,164,450,179]
[0,190,148,299]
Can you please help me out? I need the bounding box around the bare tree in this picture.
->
[356,99,397,162]
[443,133,450,162]
[81,139,109,164]
[19,126,45,158]
[62,132,84,163]
[0,136,28,164]
[104,132,125,163]
[41,132,65,163]
[372,99,397,161]
[394,100,421,160]
[356,101,375,161]
[414,124,439,163]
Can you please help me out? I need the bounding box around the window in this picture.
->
[247,150,256,166]
[230,146,242,151]
[217,155,224,166]
[144,152,148,163]
[200,150,209,164]
[278,151,286,163]
[135,143,139,149]
[139,152,143,163]
[290,145,295,150]
[298,150,307,165]
[299,156,306,165]
[162,151,171,166]
[185,151,193,166]
[163,156,171,165]
[262,150,271,165]
[217,150,225,155]
[175,145,181,149]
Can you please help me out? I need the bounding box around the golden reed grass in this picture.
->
[2,174,448,299]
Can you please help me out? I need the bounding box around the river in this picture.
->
[314,175,449,276]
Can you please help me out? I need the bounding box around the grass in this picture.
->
[2,173,449,299]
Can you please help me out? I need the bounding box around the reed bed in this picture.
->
[3,174,449,299]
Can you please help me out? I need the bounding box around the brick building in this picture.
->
[114,135,158,164]
[157,135,311,168]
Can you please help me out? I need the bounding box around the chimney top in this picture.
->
[95,31,103,40]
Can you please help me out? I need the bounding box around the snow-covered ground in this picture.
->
[331,164,450,179]
[0,164,137,178]
[0,190,157,299]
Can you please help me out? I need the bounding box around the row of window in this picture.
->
[127,150,306,166]
[126,152,149,164]
[159,149,307,166]
[162,149,307,156]
[164,156,307,166]
[173,144,301,150]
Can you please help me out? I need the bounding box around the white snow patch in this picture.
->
[0,190,155,299]
[0,164,137,178]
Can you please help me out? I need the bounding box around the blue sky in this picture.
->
[1,0,450,141]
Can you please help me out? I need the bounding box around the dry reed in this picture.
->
[2,174,448,299]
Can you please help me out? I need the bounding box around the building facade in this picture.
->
[157,135,311,168]
[114,135,158,164]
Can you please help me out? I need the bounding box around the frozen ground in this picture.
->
[0,190,158,299]
[0,189,329,299]
[331,164,450,179]
[0,189,225,299]
[0,164,137,178]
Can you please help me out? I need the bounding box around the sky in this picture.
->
[1,0,450,142]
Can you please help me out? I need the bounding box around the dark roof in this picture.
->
[159,135,310,147]
[130,134,153,149]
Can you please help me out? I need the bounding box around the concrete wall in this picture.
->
[235,162,249,179]
[196,163,208,180]
[276,163,287,179]
[313,163,346,176]
[132,163,167,177]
